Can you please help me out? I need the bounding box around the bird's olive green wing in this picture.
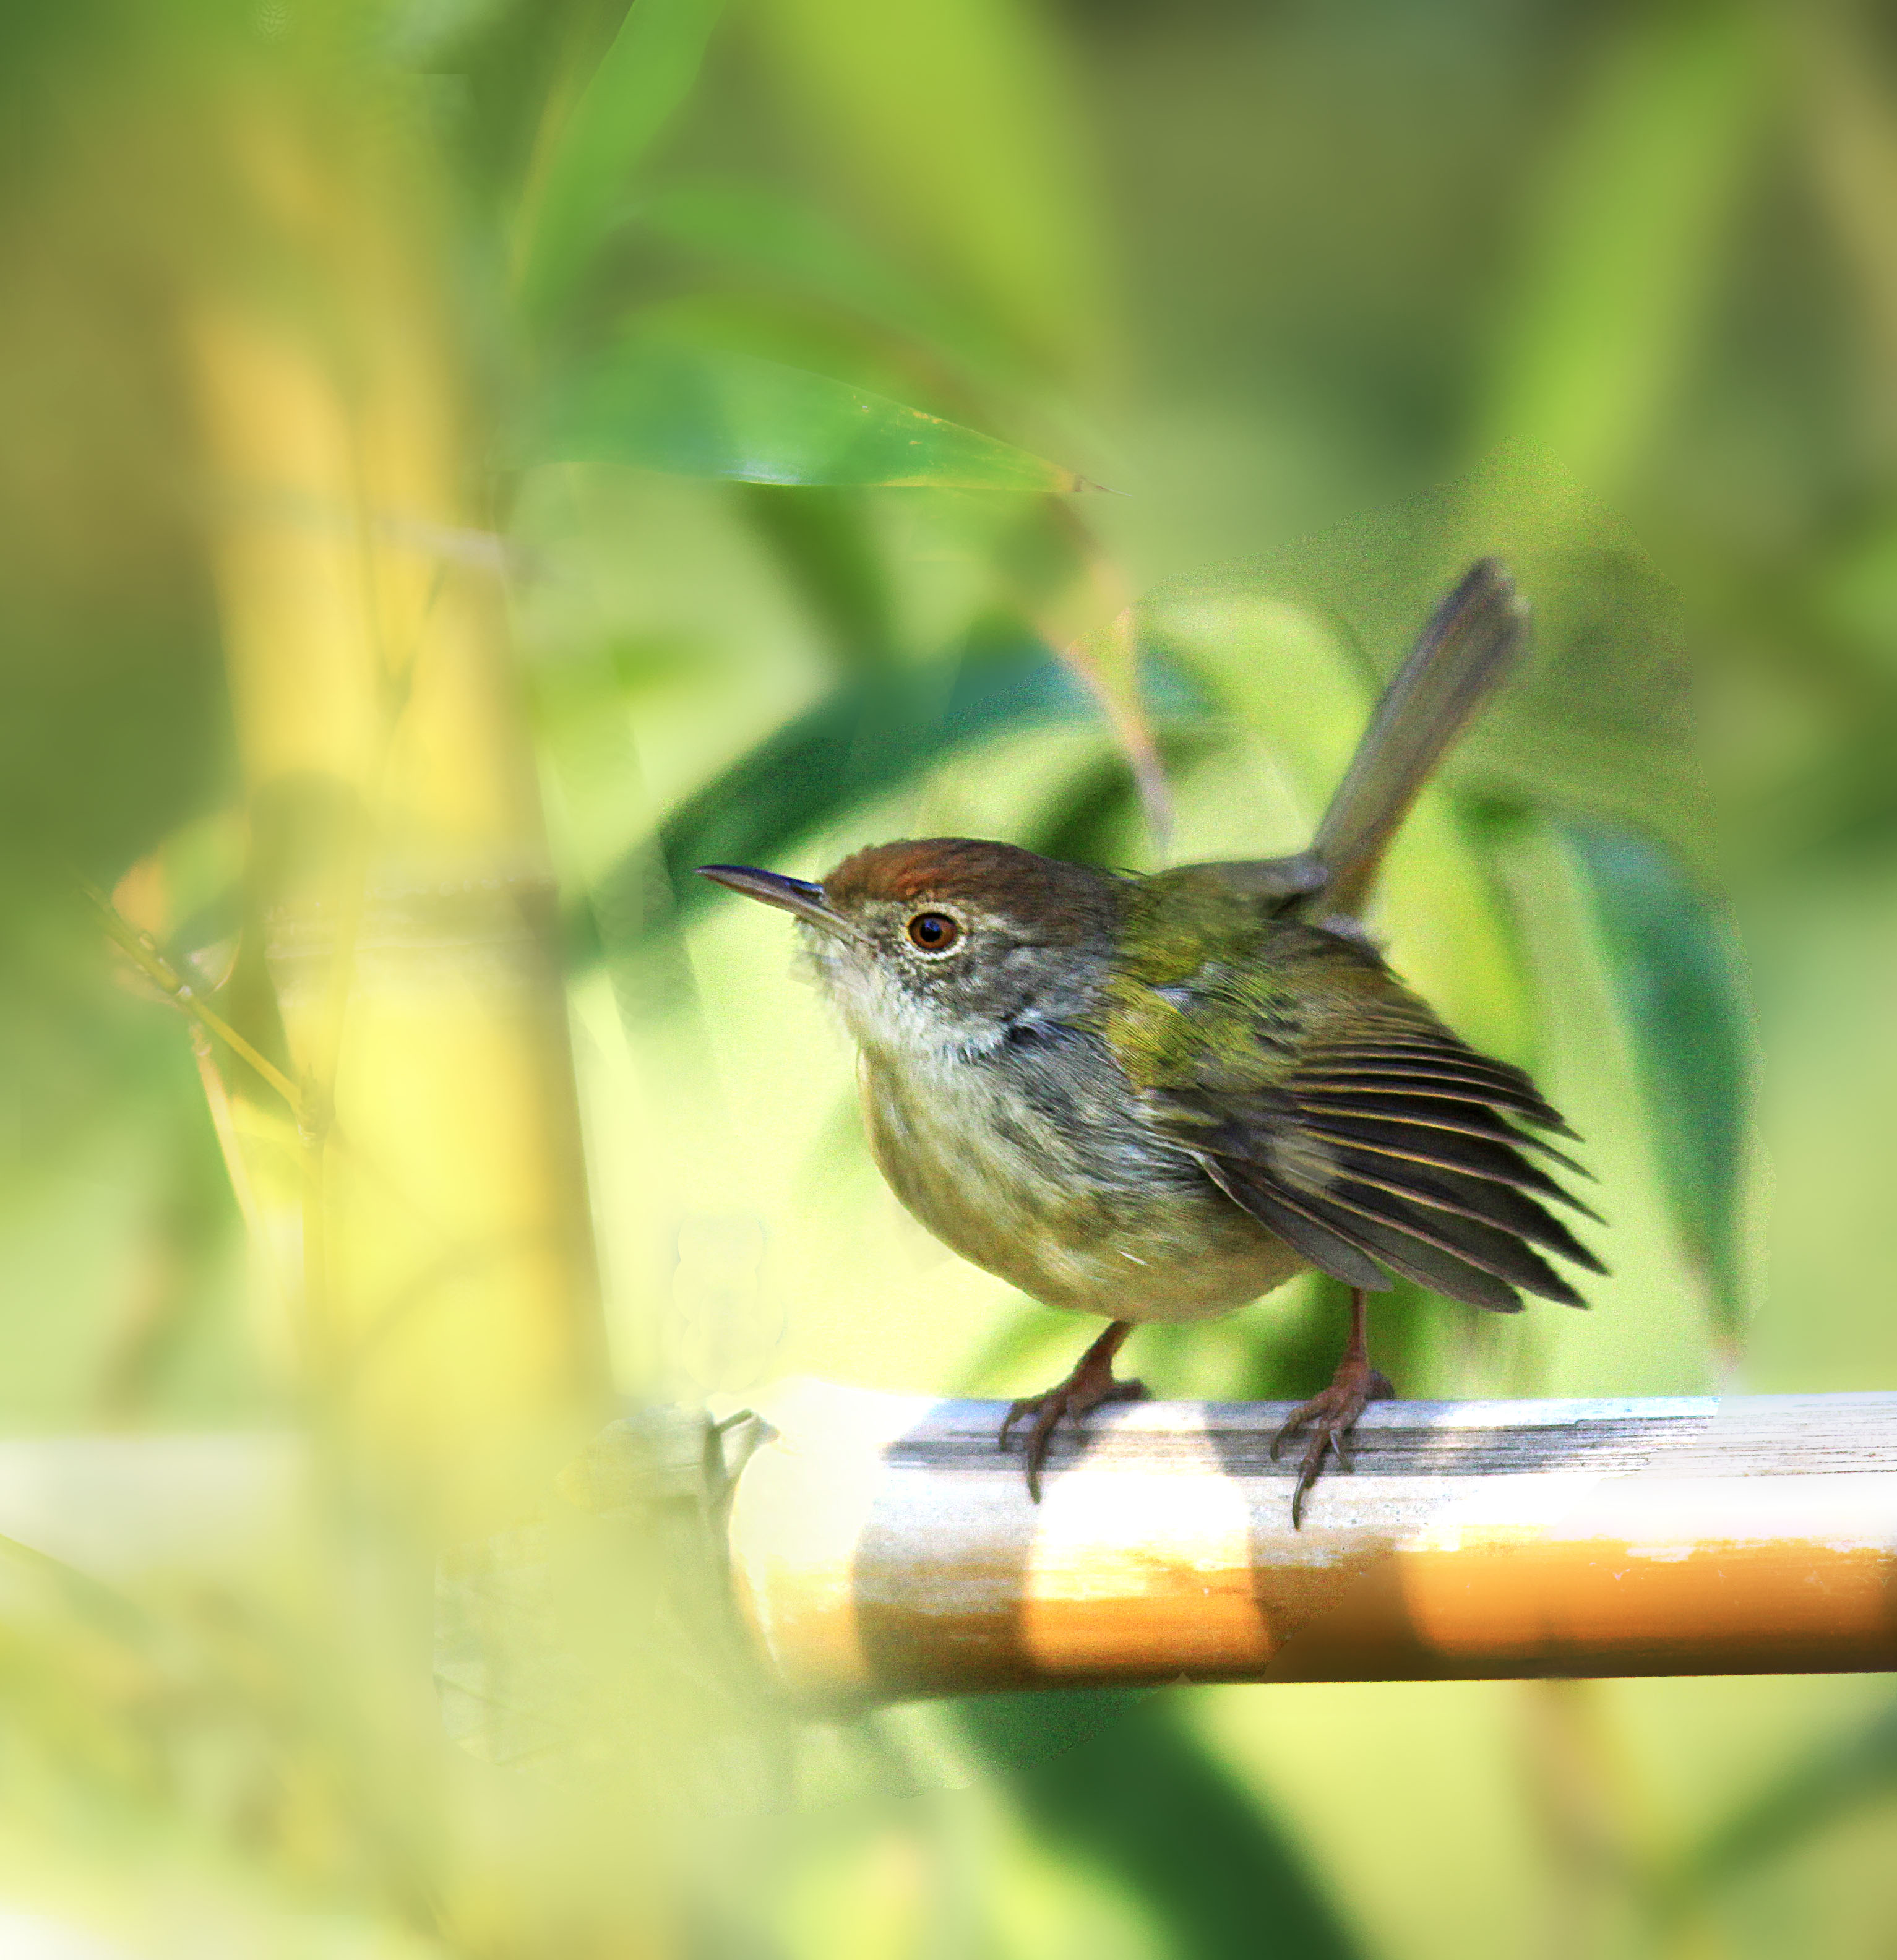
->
[1099,903,1603,1313]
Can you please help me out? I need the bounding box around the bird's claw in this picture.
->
[1000,1372,1148,1503]
[1271,1363,1394,1528]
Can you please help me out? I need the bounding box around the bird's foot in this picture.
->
[999,1320,1146,1503]
[1270,1354,1394,1528]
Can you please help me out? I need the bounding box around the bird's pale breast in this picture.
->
[857,1034,1304,1322]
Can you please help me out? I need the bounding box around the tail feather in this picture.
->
[1310,559,1528,918]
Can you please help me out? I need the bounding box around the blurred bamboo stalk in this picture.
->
[181,89,609,1527]
[710,1383,1897,1703]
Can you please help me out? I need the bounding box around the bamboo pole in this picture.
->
[715,1381,1897,1704]
[1,1391,1891,1729]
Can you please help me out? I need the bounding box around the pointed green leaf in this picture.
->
[540,339,1091,489]
[1565,819,1751,1336]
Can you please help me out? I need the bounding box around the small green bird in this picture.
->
[700,561,1601,1523]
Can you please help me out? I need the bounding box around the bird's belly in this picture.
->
[859,1052,1304,1323]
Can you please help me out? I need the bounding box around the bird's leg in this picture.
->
[1270,1289,1394,1528]
[999,1319,1148,1502]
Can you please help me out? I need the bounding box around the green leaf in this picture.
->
[514,0,728,322]
[540,338,1091,488]
[1565,819,1751,1337]
[571,629,1165,966]
[1683,1696,1897,1893]
[749,0,1109,376]
[958,1690,1362,1960]
[1468,3,1772,541]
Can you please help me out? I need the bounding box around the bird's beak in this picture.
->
[696,865,861,939]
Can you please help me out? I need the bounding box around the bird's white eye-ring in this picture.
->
[905,910,962,954]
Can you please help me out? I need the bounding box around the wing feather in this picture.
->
[1325,1148,1605,1270]
[1255,1177,1529,1311]
[1299,1041,1574,1117]
[1288,1104,1600,1203]
[1198,1159,1393,1292]
[1293,1065,1572,1132]
[1112,913,1603,1315]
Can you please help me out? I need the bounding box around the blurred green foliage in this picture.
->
[4,0,1897,1955]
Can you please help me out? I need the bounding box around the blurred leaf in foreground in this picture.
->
[540,337,1094,488]
[437,1407,783,1803]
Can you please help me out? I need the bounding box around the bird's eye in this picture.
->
[905,911,961,953]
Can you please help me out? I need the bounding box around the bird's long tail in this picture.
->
[1309,557,1528,919]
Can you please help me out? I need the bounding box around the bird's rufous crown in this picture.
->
[822,839,1117,941]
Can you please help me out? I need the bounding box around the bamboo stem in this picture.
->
[717,1382,1897,1704]
[179,87,609,1523]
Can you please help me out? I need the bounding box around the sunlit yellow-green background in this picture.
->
[4,0,1896,1954]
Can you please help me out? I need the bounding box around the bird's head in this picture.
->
[698,840,1121,1064]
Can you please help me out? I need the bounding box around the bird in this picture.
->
[698,561,1601,1523]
